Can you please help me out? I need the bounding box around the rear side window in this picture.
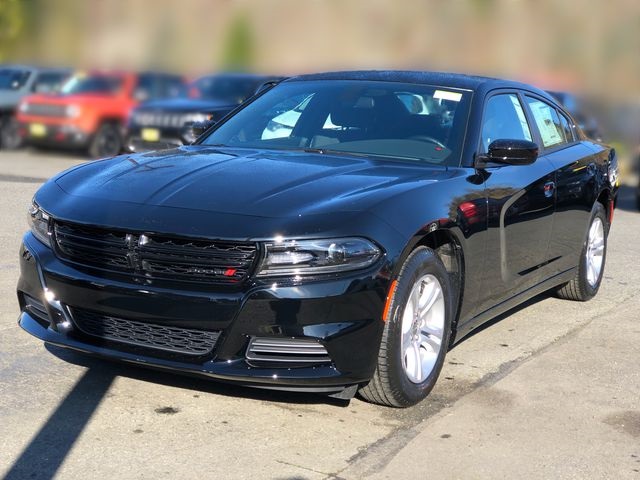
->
[525,97,566,148]
[558,113,575,142]
[481,94,532,152]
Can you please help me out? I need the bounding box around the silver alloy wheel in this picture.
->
[586,217,605,287]
[401,274,445,384]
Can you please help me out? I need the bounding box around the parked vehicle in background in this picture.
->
[0,65,70,149]
[636,153,640,211]
[547,91,603,141]
[16,70,185,158]
[126,73,283,152]
[18,71,618,407]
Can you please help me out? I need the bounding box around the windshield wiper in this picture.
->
[303,148,424,162]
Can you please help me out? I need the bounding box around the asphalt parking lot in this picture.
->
[1,149,638,480]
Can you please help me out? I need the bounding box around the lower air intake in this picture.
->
[70,308,220,356]
[246,337,331,364]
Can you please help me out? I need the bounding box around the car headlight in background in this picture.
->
[257,237,381,276]
[65,104,81,118]
[27,202,52,247]
[18,102,29,113]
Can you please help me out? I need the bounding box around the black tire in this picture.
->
[555,203,608,301]
[89,123,122,159]
[358,247,453,407]
[0,116,23,149]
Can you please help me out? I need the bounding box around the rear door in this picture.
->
[474,91,557,312]
[523,95,599,274]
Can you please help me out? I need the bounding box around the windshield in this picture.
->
[193,75,260,103]
[61,74,123,95]
[0,69,30,90]
[199,80,471,166]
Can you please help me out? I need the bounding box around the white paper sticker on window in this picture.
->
[433,90,462,102]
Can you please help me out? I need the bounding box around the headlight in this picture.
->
[27,202,52,246]
[19,102,29,113]
[66,104,81,118]
[608,153,619,186]
[257,237,381,277]
[189,113,210,123]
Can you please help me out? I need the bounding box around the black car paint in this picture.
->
[17,71,616,396]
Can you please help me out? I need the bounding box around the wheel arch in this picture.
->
[395,226,466,345]
[596,188,612,224]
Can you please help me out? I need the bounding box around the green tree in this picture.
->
[0,0,24,61]
[221,12,255,71]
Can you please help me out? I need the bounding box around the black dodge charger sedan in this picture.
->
[17,71,618,407]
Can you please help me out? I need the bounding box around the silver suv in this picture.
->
[0,65,70,149]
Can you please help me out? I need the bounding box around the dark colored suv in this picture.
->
[126,73,283,152]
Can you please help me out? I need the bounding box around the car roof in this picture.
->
[0,64,70,74]
[196,72,282,81]
[285,70,552,99]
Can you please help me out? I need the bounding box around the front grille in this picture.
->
[22,103,67,117]
[53,221,258,285]
[246,337,331,364]
[70,307,220,356]
[132,111,208,128]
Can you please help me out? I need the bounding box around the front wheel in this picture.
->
[359,247,452,407]
[0,116,22,149]
[555,203,608,301]
[89,123,122,159]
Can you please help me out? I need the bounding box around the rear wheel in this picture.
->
[89,123,122,159]
[555,203,608,301]
[0,116,22,149]
[359,247,452,407]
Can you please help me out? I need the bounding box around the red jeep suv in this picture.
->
[17,70,184,158]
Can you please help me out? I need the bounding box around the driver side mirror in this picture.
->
[475,139,538,168]
[190,120,216,139]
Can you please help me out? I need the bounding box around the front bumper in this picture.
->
[17,233,389,394]
[19,121,90,148]
[125,126,193,153]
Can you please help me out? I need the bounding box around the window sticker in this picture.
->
[433,90,462,102]
[509,95,532,141]
[528,100,563,147]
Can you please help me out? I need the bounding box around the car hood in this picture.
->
[37,145,457,240]
[136,97,236,113]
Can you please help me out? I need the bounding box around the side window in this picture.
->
[32,73,67,94]
[525,97,566,148]
[558,112,574,142]
[481,94,532,152]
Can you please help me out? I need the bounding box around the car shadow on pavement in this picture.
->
[3,368,115,480]
[614,184,637,212]
[451,292,551,348]
[43,344,353,408]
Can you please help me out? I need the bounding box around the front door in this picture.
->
[474,92,556,313]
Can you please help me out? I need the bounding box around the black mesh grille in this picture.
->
[53,221,258,285]
[70,307,220,356]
